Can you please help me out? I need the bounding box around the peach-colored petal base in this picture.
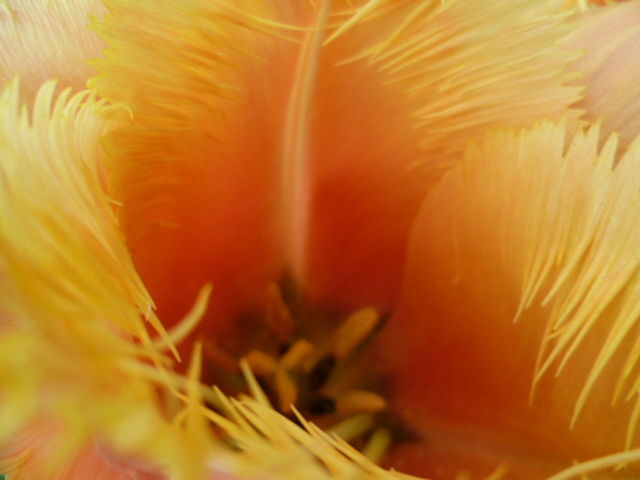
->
[0,0,106,101]
[566,1,640,148]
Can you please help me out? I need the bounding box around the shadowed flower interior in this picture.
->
[2,1,640,480]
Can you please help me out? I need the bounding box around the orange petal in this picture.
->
[378,122,640,479]
[565,1,640,148]
[91,0,300,356]
[299,0,583,312]
[0,0,106,101]
[93,1,582,345]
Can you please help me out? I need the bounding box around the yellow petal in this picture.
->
[0,0,106,101]
[378,121,640,479]
[0,80,208,479]
[565,1,640,148]
[0,79,151,335]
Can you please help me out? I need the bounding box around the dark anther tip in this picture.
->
[307,355,336,390]
[277,342,292,357]
[306,394,336,415]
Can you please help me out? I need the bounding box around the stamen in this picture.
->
[241,303,388,422]
[336,390,386,416]
[232,288,397,465]
[280,339,314,370]
[332,307,380,359]
[244,350,277,376]
[277,342,292,356]
[304,393,336,416]
[275,367,299,414]
[307,355,337,390]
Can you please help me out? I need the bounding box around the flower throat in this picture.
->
[200,280,418,459]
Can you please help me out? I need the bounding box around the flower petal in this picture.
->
[303,0,583,312]
[91,1,297,354]
[0,80,211,480]
[378,122,640,478]
[2,425,139,480]
[0,0,106,101]
[565,1,640,148]
[0,79,418,480]
[92,1,582,340]
[0,79,152,340]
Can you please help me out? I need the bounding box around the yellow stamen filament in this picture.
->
[332,307,380,359]
[275,368,299,414]
[336,390,387,416]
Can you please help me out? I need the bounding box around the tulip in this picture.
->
[1,1,640,479]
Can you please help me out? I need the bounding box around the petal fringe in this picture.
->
[0,80,209,480]
[380,121,640,478]
[347,0,583,170]
[303,0,583,310]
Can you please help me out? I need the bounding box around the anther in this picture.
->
[243,350,277,377]
[307,355,336,390]
[336,389,387,417]
[274,368,298,413]
[332,307,380,359]
[280,339,314,370]
[305,394,336,415]
[238,289,391,440]
[277,342,292,357]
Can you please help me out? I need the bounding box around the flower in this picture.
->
[1,1,640,479]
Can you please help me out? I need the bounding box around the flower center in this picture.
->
[200,282,416,460]
[245,292,385,417]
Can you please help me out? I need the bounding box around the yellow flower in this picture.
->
[1,1,640,479]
